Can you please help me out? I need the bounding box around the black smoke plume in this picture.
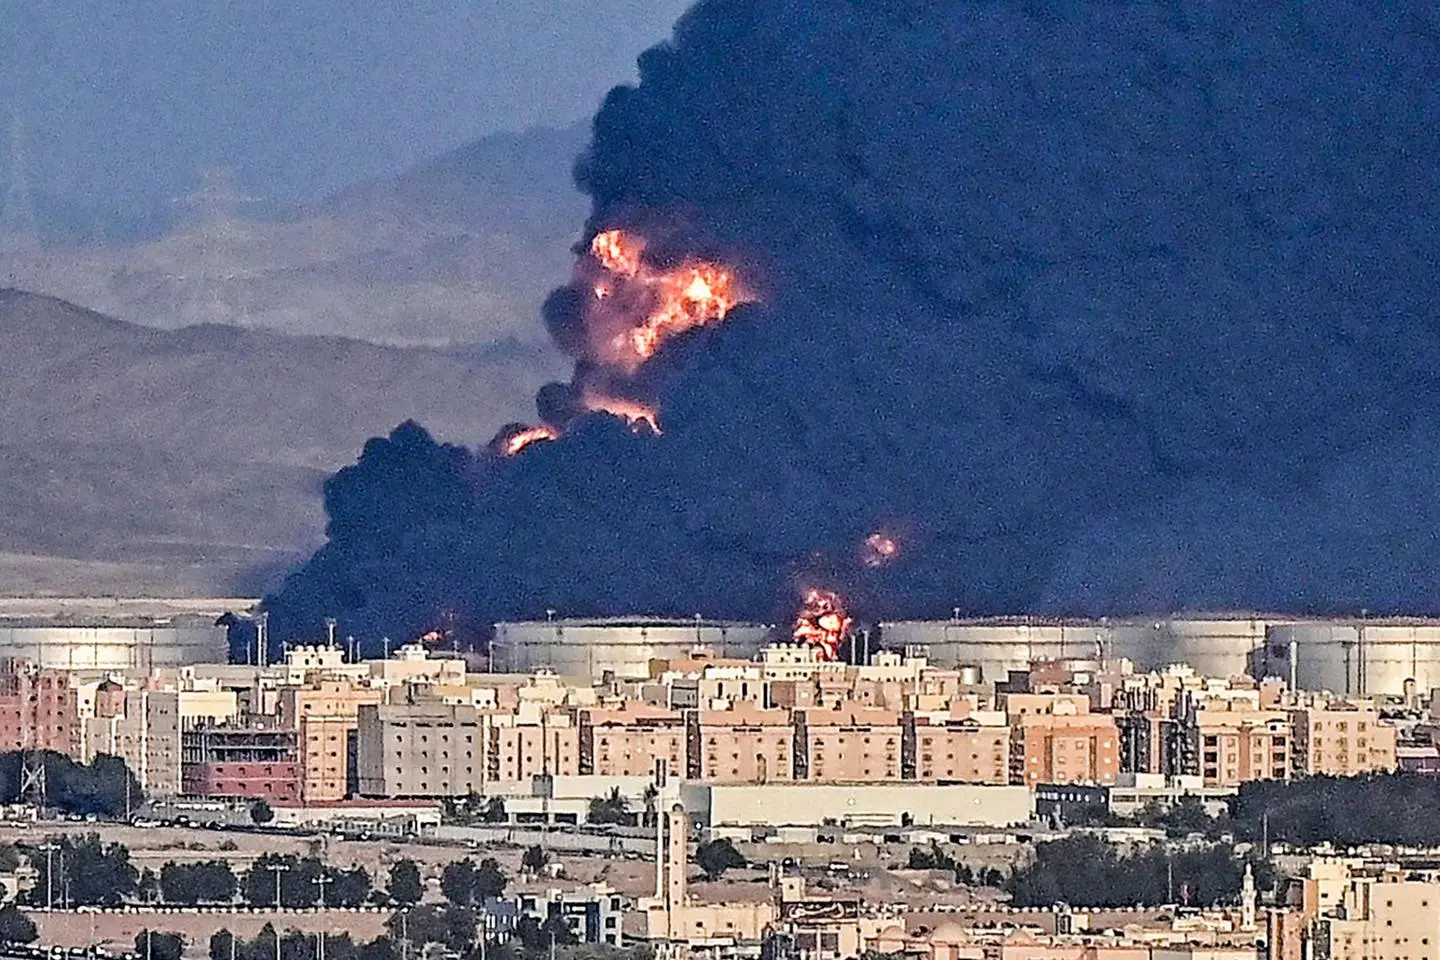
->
[266,0,1440,645]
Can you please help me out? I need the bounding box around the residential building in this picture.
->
[910,713,1010,784]
[1009,710,1120,787]
[579,702,685,777]
[796,703,903,782]
[1290,698,1397,777]
[685,702,793,783]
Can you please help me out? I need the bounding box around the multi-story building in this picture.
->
[1009,708,1120,787]
[687,702,794,782]
[910,713,1010,784]
[0,660,78,756]
[579,702,686,777]
[1176,692,1292,787]
[1310,864,1440,960]
[180,722,300,800]
[355,700,579,797]
[277,679,385,802]
[1290,698,1397,777]
[796,703,903,782]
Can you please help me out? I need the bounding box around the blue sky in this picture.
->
[0,0,692,211]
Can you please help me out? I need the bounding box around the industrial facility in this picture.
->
[491,617,774,679]
[878,614,1440,697]
[0,596,252,671]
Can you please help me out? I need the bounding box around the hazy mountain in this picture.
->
[0,288,565,596]
[0,123,589,347]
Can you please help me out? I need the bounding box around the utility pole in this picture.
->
[267,862,289,960]
[40,841,56,910]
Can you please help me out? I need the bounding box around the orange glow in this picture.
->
[417,629,444,645]
[591,229,644,277]
[861,532,899,568]
[792,588,853,661]
[628,263,742,361]
[582,393,662,433]
[504,425,557,456]
[588,227,750,369]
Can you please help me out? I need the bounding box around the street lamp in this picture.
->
[267,862,290,959]
[313,872,335,960]
[38,841,57,910]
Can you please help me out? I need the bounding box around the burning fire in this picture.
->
[503,425,557,456]
[582,393,662,433]
[861,532,899,568]
[588,227,749,369]
[792,588,853,662]
[591,229,643,278]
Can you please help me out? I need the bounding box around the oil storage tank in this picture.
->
[879,615,1286,682]
[876,618,1110,682]
[491,617,773,679]
[0,619,231,670]
[1259,619,1440,696]
[1104,616,1279,680]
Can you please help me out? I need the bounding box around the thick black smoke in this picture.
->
[267,0,1440,644]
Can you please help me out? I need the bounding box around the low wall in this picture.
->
[28,907,390,956]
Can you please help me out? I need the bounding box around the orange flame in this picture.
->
[582,393,662,433]
[861,532,899,569]
[792,589,853,661]
[591,229,644,278]
[589,228,749,369]
[504,425,557,456]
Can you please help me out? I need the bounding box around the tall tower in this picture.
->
[1240,862,1257,931]
[1,114,39,251]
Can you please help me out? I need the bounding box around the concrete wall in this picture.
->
[682,783,1034,828]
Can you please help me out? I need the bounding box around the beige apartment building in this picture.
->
[580,702,686,777]
[1315,871,1440,960]
[798,703,903,782]
[356,701,578,797]
[913,714,1010,783]
[278,679,386,802]
[1009,711,1120,786]
[1290,698,1397,777]
[1178,695,1292,787]
[687,702,794,782]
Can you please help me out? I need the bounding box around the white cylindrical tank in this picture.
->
[881,615,1284,681]
[0,621,228,670]
[1261,620,1440,696]
[492,618,773,679]
[877,619,1110,682]
[1105,617,1277,679]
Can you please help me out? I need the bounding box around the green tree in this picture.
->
[0,905,37,944]
[327,865,373,907]
[161,860,237,905]
[251,800,275,825]
[388,860,424,905]
[521,845,549,874]
[388,905,476,952]
[440,859,476,906]
[473,858,507,900]
[587,788,630,826]
[135,930,185,960]
[210,930,236,960]
[695,839,746,880]
[356,938,400,960]
[24,833,138,906]
[481,797,507,824]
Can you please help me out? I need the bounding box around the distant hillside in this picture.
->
[0,289,565,596]
[0,123,590,347]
